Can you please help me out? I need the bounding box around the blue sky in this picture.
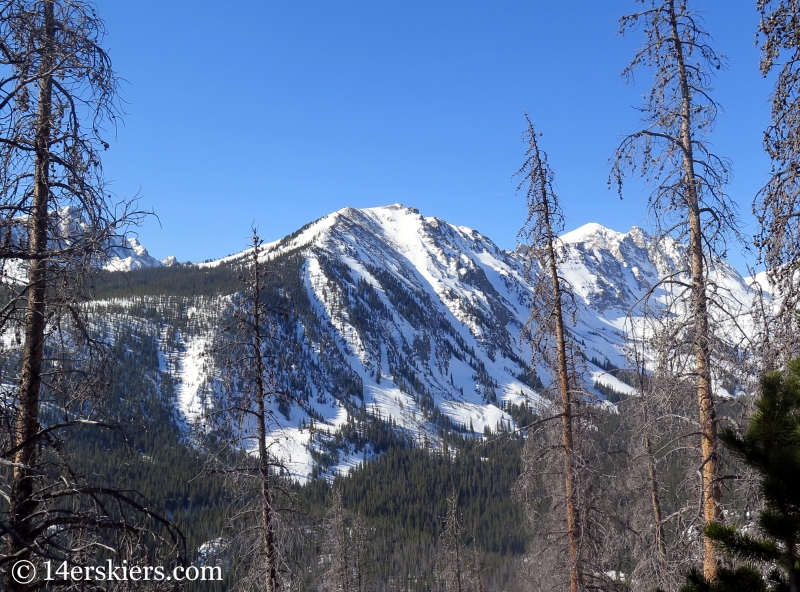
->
[96,1,770,270]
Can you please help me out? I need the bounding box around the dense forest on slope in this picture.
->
[49,297,532,590]
[76,247,758,591]
[91,261,256,298]
[1,233,767,592]
[296,437,528,590]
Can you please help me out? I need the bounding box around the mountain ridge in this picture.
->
[94,203,759,481]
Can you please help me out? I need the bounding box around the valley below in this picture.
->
[49,203,763,590]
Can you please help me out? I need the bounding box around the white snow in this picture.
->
[84,204,771,480]
[174,334,210,424]
[104,237,164,271]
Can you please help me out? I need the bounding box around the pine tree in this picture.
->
[678,358,800,592]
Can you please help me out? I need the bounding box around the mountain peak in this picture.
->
[560,223,652,249]
[104,236,163,272]
[359,204,423,222]
[93,203,757,480]
[561,222,624,245]
[375,203,419,214]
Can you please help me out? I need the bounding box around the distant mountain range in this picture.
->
[96,204,758,480]
[104,235,172,270]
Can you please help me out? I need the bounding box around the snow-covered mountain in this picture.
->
[104,235,168,271]
[0,205,171,273]
[90,204,758,481]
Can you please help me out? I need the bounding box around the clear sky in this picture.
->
[94,0,770,270]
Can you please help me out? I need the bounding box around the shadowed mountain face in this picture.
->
[90,204,756,480]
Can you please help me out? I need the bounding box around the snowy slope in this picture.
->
[104,236,165,271]
[0,204,169,273]
[94,204,761,481]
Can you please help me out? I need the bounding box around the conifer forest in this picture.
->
[2,1,800,591]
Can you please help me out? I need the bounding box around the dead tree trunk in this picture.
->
[644,420,667,568]
[250,237,278,592]
[6,4,54,589]
[438,494,467,592]
[541,177,581,592]
[516,114,588,591]
[612,0,738,581]
[338,513,351,592]
[669,3,722,578]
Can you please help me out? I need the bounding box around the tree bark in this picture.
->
[645,431,668,568]
[251,239,278,592]
[540,174,581,592]
[668,0,721,581]
[5,3,54,590]
[338,502,350,592]
[636,358,668,572]
[454,529,462,592]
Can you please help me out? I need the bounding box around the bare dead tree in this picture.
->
[514,114,624,592]
[620,311,705,591]
[754,0,800,368]
[622,274,703,592]
[323,488,351,592]
[470,531,485,592]
[199,231,297,592]
[0,2,177,590]
[435,494,483,592]
[350,512,369,592]
[320,487,369,592]
[515,113,581,592]
[625,341,670,589]
[610,0,747,580]
[437,494,464,592]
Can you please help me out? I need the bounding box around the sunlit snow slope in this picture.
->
[95,204,759,481]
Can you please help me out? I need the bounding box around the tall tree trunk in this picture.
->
[354,519,363,592]
[541,175,581,592]
[644,428,667,568]
[5,3,54,590]
[454,533,462,592]
[252,240,278,592]
[636,357,668,572]
[669,0,721,581]
[257,402,277,592]
[473,538,485,592]
[338,509,350,592]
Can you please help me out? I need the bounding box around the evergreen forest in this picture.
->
[3,1,800,591]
